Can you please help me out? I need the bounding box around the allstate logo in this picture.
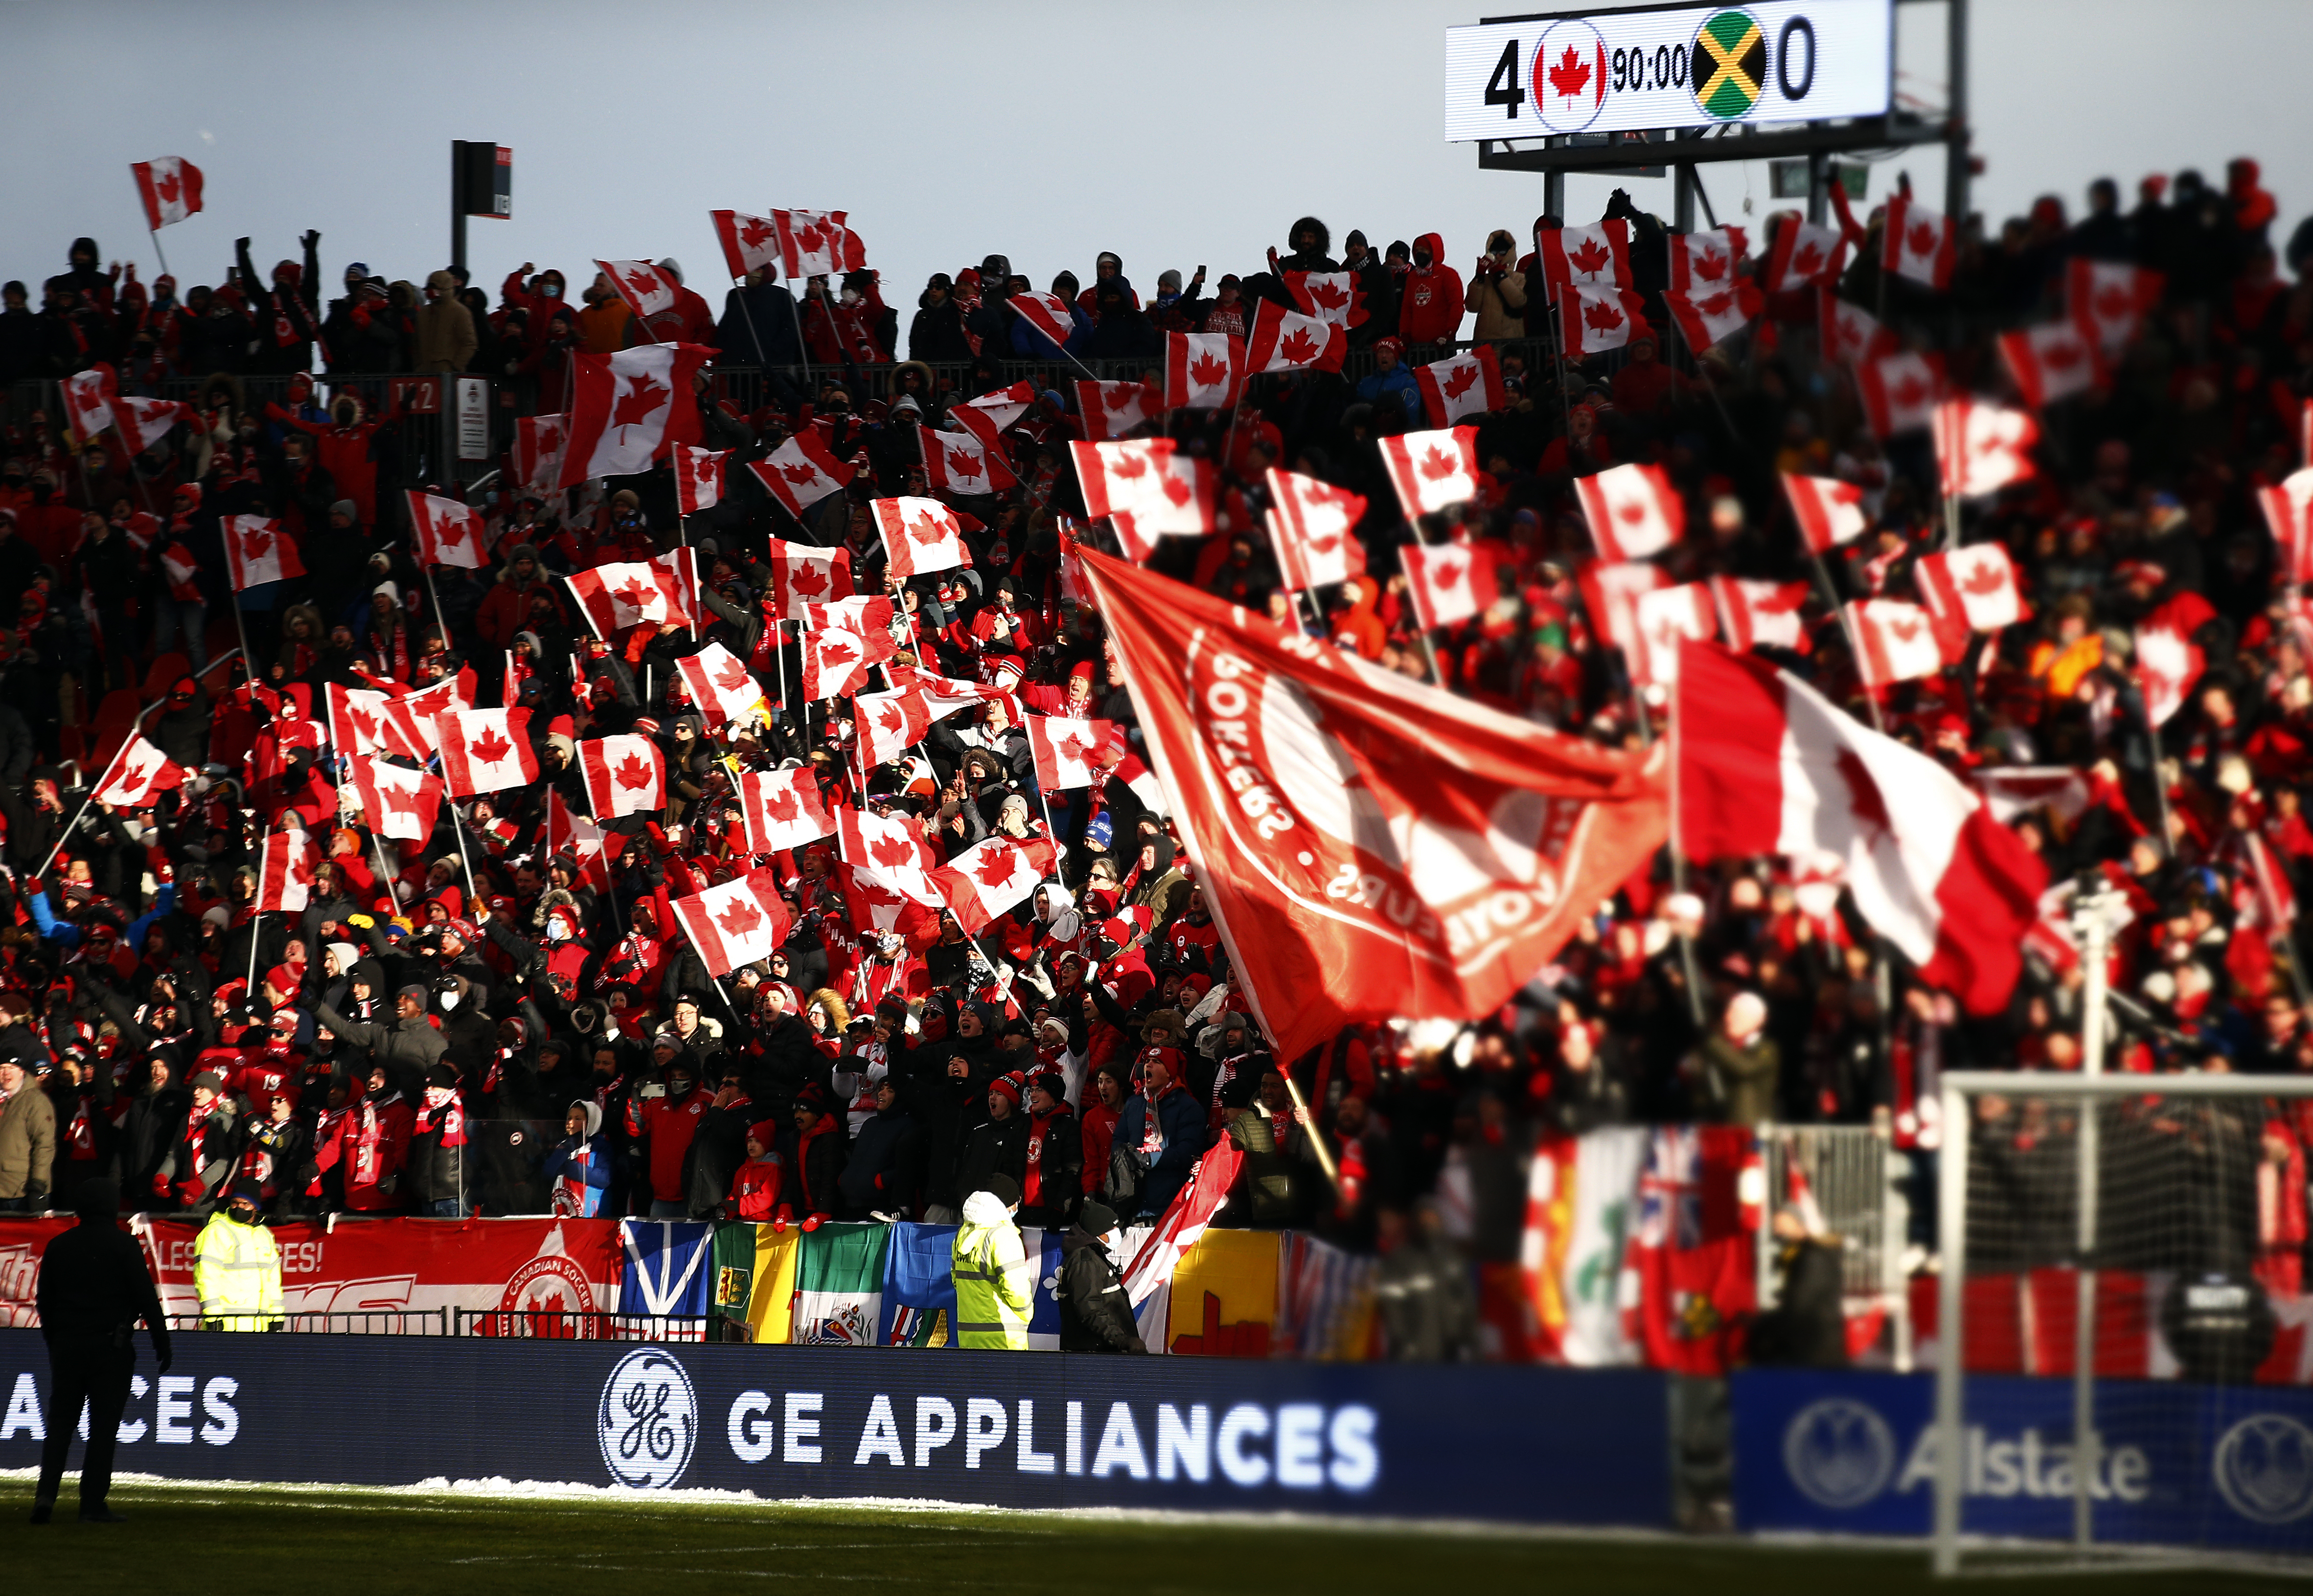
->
[597,1348,697,1489]
[1783,1397,1897,1509]
[2213,1414,2313,1525]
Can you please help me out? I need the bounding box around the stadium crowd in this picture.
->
[0,156,2312,1340]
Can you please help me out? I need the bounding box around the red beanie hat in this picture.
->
[989,1072,1024,1106]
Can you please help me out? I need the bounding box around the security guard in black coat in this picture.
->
[31,1177,171,1523]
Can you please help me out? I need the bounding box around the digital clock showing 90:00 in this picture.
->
[1443,0,1891,143]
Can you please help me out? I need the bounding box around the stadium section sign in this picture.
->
[1444,2,1892,142]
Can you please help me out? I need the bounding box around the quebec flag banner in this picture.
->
[619,1220,715,1320]
[1022,1226,1065,1351]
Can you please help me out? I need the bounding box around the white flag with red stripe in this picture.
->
[1998,322,2103,410]
[1579,561,1667,660]
[1560,286,1649,357]
[1629,583,1716,686]
[327,682,428,761]
[801,595,895,700]
[1026,715,1114,792]
[1759,219,1845,291]
[254,830,322,914]
[1534,220,1632,292]
[1400,541,1495,632]
[1074,379,1157,441]
[872,496,969,579]
[709,211,784,280]
[564,553,697,638]
[436,707,539,797]
[1846,599,1945,686]
[223,515,303,590]
[884,663,1021,729]
[595,259,679,319]
[748,432,854,521]
[61,365,118,444]
[1009,291,1077,348]
[2135,622,2204,729]
[1378,426,1479,520]
[1070,440,1215,559]
[1677,638,2045,1014]
[1917,544,2025,660]
[578,734,666,819]
[1668,227,1748,292]
[738,767,836,855]
[2258,470,2313,587]
[1662,283,1762,353]
[516,413,568,496]
[132,158,203,230]
[116,396,192,453]
[771,210,866,280]
[559,343,712,485]
[948,382,1038,452]
[1820,292,1894,365]
[1710,577,1811,653]
[1933,398,2038,500]
[1883,193,1956,290]
[675,446,728,515]
[933,837,1060,936]
[671,868,793,979]
[918,424,1017,495]
[1575,462,1684,562]
[1855,352,1945,438]
[1163,332,1244,411]
[92,735,188,809]
[1122,1145,1247,1312]
[1414,345,1505,430]
[1246,300,1346,374]
[405,491,484,570]
[853,688,934,769]
[545,788,616,892]
[1283,270,1368,329]
[764,538,853,620]
[1264,469,1368,592]
[838,808,943,907]
[2067,259,2164,356]
[1781,472,1869,554]
[675,642,766,728]
[346,753,442,843]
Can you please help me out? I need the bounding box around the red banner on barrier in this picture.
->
[0,1219,76,1328]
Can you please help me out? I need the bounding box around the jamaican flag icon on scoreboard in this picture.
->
[1693,9,1767,120]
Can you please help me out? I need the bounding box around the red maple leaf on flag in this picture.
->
[739,217,775,249]
[786,561,829,596]
[1792,243,1824,277]
[1567,237,1611,277]
[1697,293,1734,317]
[613,752,655,792]
[945,446,983,482]
[1103,387,1136,412]
[611,377,669,430]
[1306,530,1341,555]
[853,877,903,909]
[1441,365,1478,401]
[115,755,154,796]
[1582,298,1625,333]
[876,703,907,735]
[241,528,273,559]
[780,461,820,485]
[1906,221,1937,258]
[1277,328,1320,365]
[817,637,859,667]
[534,423,561,454]
[1887,616,1924,644]
[1693,249,1727,281]
[906,513,949,547]
[2094,285,2130,320]
[1548,45,1591,100]
[2041,340,2082,370]
[346,706,378,744]
[1109,452,1148,479]
[1418,446,1461,482]
[470,726,514,766]
[1187,351,1228,388]
[762,787,800,824]
[712,657,754,694]
[386,783,424,820]
[1960,559,2009,596]
[867,835,917,871]
[714,897,764,940]
[1891,374,1928,408]
[793,220,825,257]
[1616,501,1649,524]
[1307,279,1349,311]
[613,577,657,614]
[155,171,180,205]
[1052,732,1095,769]
[969,849,1020,889]
[1160,474,1192,507]
[1430,556,1467,590]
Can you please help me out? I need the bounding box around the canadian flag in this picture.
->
[1534,219,1632,292]
[223,515,304,590]
[675,446,728,516]
[545,787,617,892]
[559,343,712,485]
[1997,322,2103,410]
[1070,439,1215,560]
[91,734,188,809]
[116,395,192,453]
[709,210,785,280]
[1628,583,1716,686]
[885,663,1022,730]
[346,753,442,844]
[1662,283,1762,354]
[406,490,484,570]
[254,829,322,914]
[1560,284,1650,358]
[771,209,867,280]
[2067,259,2165,356]
[1781,472,1870,553]
[1917,544,2026,661]
[872,496,969,579]
[1846,599,1946,686]
[595,259,678,319]
[1164,332,1245,411]
[516,413,569,496]
[1283,270,1367,328]
[1074,380,1157,442]
[2136,621,2205,729]
[1668,227,1748,292]
[1027,714,1114,791]
[1759,219,1846,292]
[60,365,118,443]
[801,595,896,700]
[403,667,475,728]
[853,687,934,769]
[748,432,854,521]
[672,868,794,979]
[1079,544,1667,1064]
[675,641,766,727]
[1399,540,1497,632]
[838,808,944,908]
[1009,291,1077,348]
[2257,469,2313,587]
[918,424,1017,495]
[738,767,836,855]
[933,837,1060,936]
[1710,577,1811,653]
[579,734,666,819]
[1264,468,1368,591]
[1855,351,1946,438]
[132,158,204,230]
[1247,300,1347,375]
[1579,561,1668,661]
[764,538,853,620]
[1378,426,1479,520]
[1933,398,2038,500]
[564,553,697,637]
[436,707,539,797]
[1575,462,1685,562]
[1414,345,1505,429]
[1820,292,1895,365]
[1676,638,2044,1014]
[1883,193,1957,291]
[948,381,1038,453]
[327,682,428,761]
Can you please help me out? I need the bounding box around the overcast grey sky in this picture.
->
[4,0,2310,315]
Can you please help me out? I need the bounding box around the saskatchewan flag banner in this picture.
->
[709,1220,801,1344]
[1163,1228,1281,1356]
[792,1221,889,1345]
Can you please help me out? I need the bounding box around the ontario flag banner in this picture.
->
[1080,545,1667,1064]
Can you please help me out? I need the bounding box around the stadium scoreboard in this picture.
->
[1444,1,1892,142]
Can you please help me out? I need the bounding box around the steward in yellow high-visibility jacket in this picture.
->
[952,1175,1034,1349]
[193,1184,284,1331]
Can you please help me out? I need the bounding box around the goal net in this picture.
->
[1934,1070,2313,1575]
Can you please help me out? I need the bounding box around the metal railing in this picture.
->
[163,1308,450,1335]
[454,1308,713,1342]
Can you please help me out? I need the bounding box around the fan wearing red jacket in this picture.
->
[1395,233,1465,346]
[329,1063,415,1212]
[635,1051,709,1218]
[263,387,406,526]
[723,1119,784,1221]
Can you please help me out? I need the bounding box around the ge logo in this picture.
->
[2213,1414,2313,1525]
[597,1348,697,1489]
[1783,1397,1897,1509]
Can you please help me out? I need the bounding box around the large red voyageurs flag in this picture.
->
[1080,546,1666,1063]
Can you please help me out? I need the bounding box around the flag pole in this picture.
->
[247,907,263,993]
[1664,672,1708,1029]
[147,228,169,282]
[448,799,480,899]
